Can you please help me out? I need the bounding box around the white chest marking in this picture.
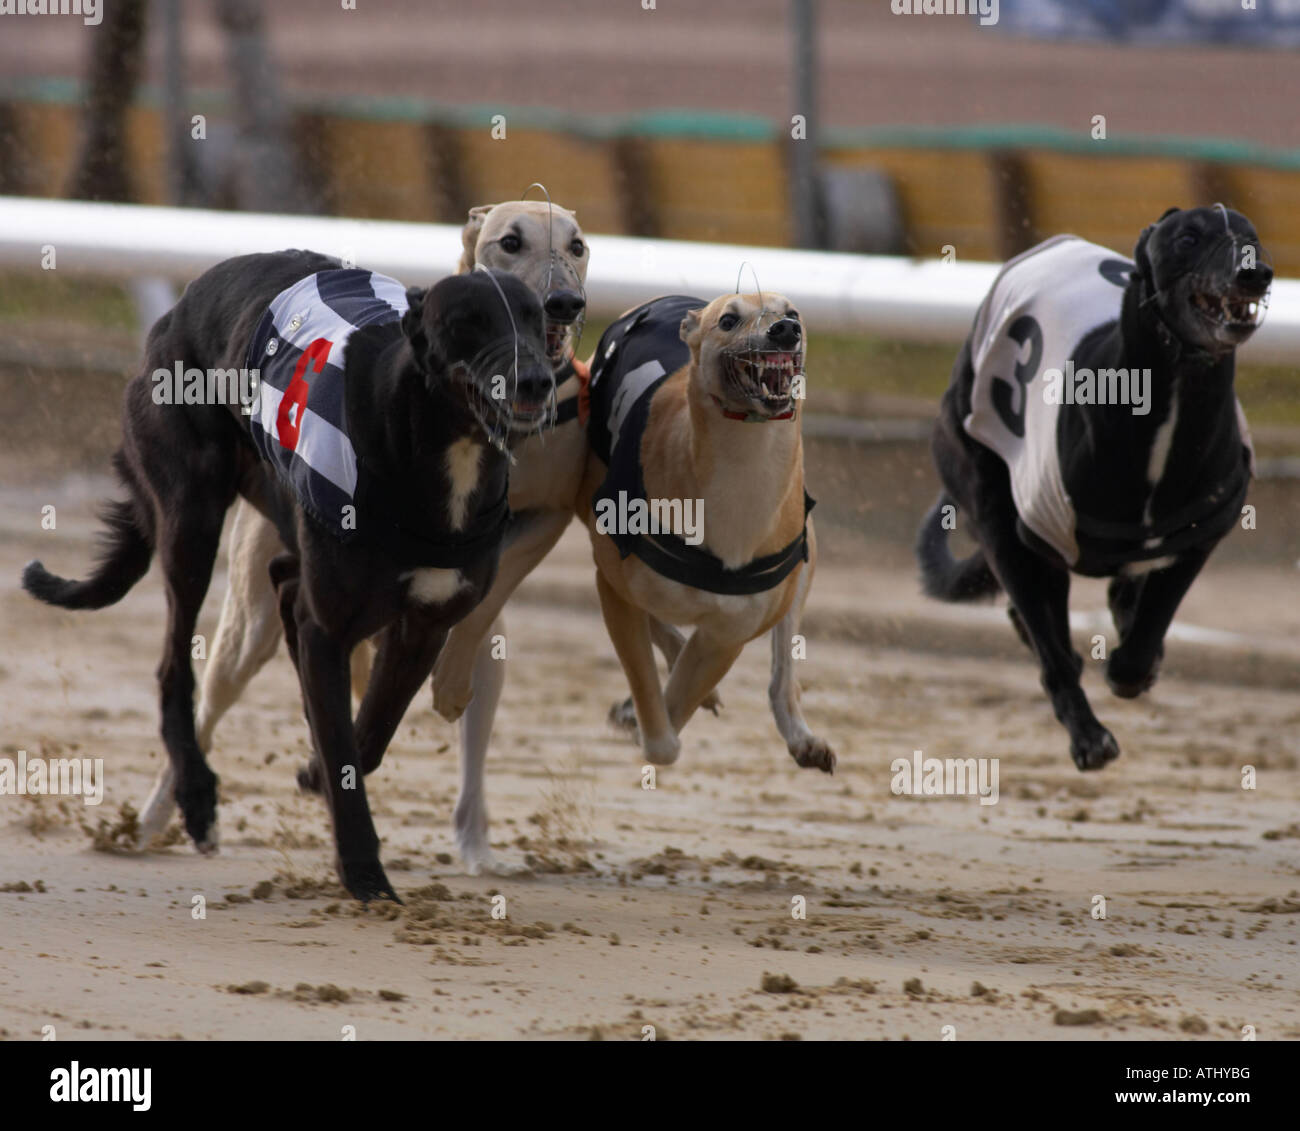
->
[404,568,465,606]
[445,438,483,531]
[1144,388,1179,527]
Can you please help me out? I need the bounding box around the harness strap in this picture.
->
[616,491,816,596]
[1065,451,1250,573]
[554,356,591,426]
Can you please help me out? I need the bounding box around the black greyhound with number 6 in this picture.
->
[21,251,551,901]
[917,206,1272,770]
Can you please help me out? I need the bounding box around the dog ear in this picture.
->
[1134,225,1161,282]
[402,287,431,370]
[458,205,494,274]
[1135,206,1183,277]
[679,308,704,345]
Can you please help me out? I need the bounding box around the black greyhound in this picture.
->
[918,206,1272,771]
[23,251,550,901]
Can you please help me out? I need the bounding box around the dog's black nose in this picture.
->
[766,318,801,349]
[544,290,586,324]
[1237,262,1273,292]
[514,369,553,403]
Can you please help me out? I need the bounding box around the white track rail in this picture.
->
[3,195,1298,362]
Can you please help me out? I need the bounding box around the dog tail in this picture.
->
[22,452,155,610]
[915,492,1001,602]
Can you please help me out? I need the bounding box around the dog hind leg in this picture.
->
[139,502,285,848]
[453,614,526,875]
[155,507,227,852]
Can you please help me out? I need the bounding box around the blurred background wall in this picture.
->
[3,0,1300,265]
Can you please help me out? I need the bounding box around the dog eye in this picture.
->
[1177,231,1199,248]
[500,233,522,254]
[569,240,585,258]
[787,310,801,322]
[719,313,740,331]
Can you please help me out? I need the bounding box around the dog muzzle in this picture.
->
[717,345,804,421]
[451,335,556,453]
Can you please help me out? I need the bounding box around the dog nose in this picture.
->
[514,369,553,402]
[766,318,801,349]
[544,290,585,324]
[1237,262,1273,292]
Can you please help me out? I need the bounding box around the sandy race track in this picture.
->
[2,470,1299,1043]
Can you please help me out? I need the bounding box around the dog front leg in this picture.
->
[610,618,723,733]
[986,538,1118,771]
[354,613,449,777]
[433,509,570,722]
[768,555,836,773]
[295,615,397,903]
[595,571,679,764]
[1106,550,1209,699]
[663,629,744,738]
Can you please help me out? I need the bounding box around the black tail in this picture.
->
[22,455,154,610]
[915,492,1001,602]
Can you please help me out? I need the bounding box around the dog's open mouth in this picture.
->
[1190,289,1263,332]
[722,348,803,416]
[544,316,584,368]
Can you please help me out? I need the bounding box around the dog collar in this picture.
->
[711,394,795,422]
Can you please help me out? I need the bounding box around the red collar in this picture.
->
[712,395,795,422]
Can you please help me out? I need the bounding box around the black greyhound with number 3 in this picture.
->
[917,206,1272,771]
[22,251,552,901]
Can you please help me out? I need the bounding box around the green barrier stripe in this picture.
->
[6,76,1300,168]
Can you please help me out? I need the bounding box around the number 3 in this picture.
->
[990,315,1043,440]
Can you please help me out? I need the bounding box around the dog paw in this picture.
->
[337,858,402,905]
[790,735,836,774]
[296,758,326,796]
[461,848,532,878]
[176,769,219,853]
[643,733,681,766]
[135,779,177,851]
[432,672,472,723]
[1105,649,1161,699]
[608,697,639,735]
[1070,727,1120,772]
